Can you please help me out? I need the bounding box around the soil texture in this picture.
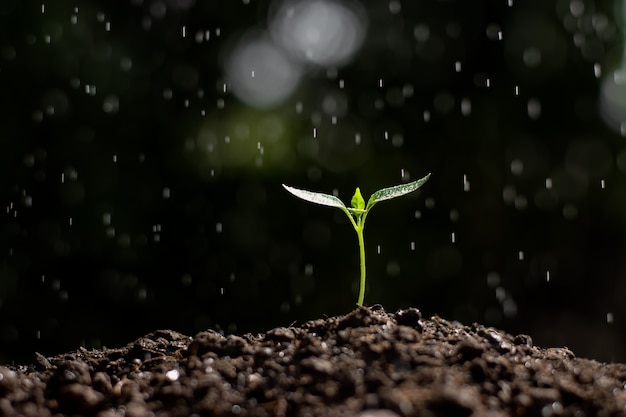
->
[1,305,626,416]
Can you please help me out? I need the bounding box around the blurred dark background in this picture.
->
[2,0,626,364]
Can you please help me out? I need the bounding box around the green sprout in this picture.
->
[282,173,431,306]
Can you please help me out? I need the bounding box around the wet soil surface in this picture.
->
[2,305,626,417]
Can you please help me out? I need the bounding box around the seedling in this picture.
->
[282,173,431,306]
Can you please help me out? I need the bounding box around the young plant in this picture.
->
[282,173,431,306]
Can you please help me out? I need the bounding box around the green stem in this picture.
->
[356,224,366,305]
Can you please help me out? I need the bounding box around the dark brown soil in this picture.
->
[2,305,626,417]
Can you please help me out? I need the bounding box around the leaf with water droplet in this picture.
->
[366,173,431,210]
[282,184,347,210]
[283,172,431,306]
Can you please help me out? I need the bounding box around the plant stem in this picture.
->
[356,224,366,305]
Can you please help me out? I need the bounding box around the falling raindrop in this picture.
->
[518,251,524,260]
[376,245,381,255]
[594,63,601,78]
[455,61,462,72]
[463,174,470,191]
[487,272,500,287]
[461,98,471,116]
[607,312,614,324]
[216,222,223,233]
[545,178,552,189]
[451,232,456,243]
[527,98,541,120]
[410,241,415,251]
[600,179,605,189]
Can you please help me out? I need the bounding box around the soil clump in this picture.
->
[1,305,625,416]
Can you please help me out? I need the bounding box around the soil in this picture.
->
[1,305,625,417]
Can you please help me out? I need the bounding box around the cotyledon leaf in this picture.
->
[282,184,347,209]
[366,173,431,210]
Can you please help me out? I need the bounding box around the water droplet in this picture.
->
[563,204,578,220]
[216,222,223,233]
[423,110,430,122]
[607,312,614,324]
[594,63,601,78]
[386,261,400,276]
[527,98,541,119]
[518,251,524,260]
[376,245,381,255]
[166,369,180,381]
[511,159,524,175]
[495,286,506,302]
[313,128,317,138]
[455,61,462,72]
[451,232,456,243]
[414,210,422,219]
[304,264,313,276]
[410,241,416,251]
[378,79,383,88]
[463,174,470,192]
[545,178,552,189]
[546,270,551,282]
[600,179,605,189]
[487,272,500,287]
[461,98,471,116]
[355,133,361,144]
[162,187,171,199]
[514,85,520,95]
[389,0,401,14]
[102,95,119,114]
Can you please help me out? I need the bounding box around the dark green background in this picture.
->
[1,0,626,364]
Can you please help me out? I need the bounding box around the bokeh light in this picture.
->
[268,0,367,67]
